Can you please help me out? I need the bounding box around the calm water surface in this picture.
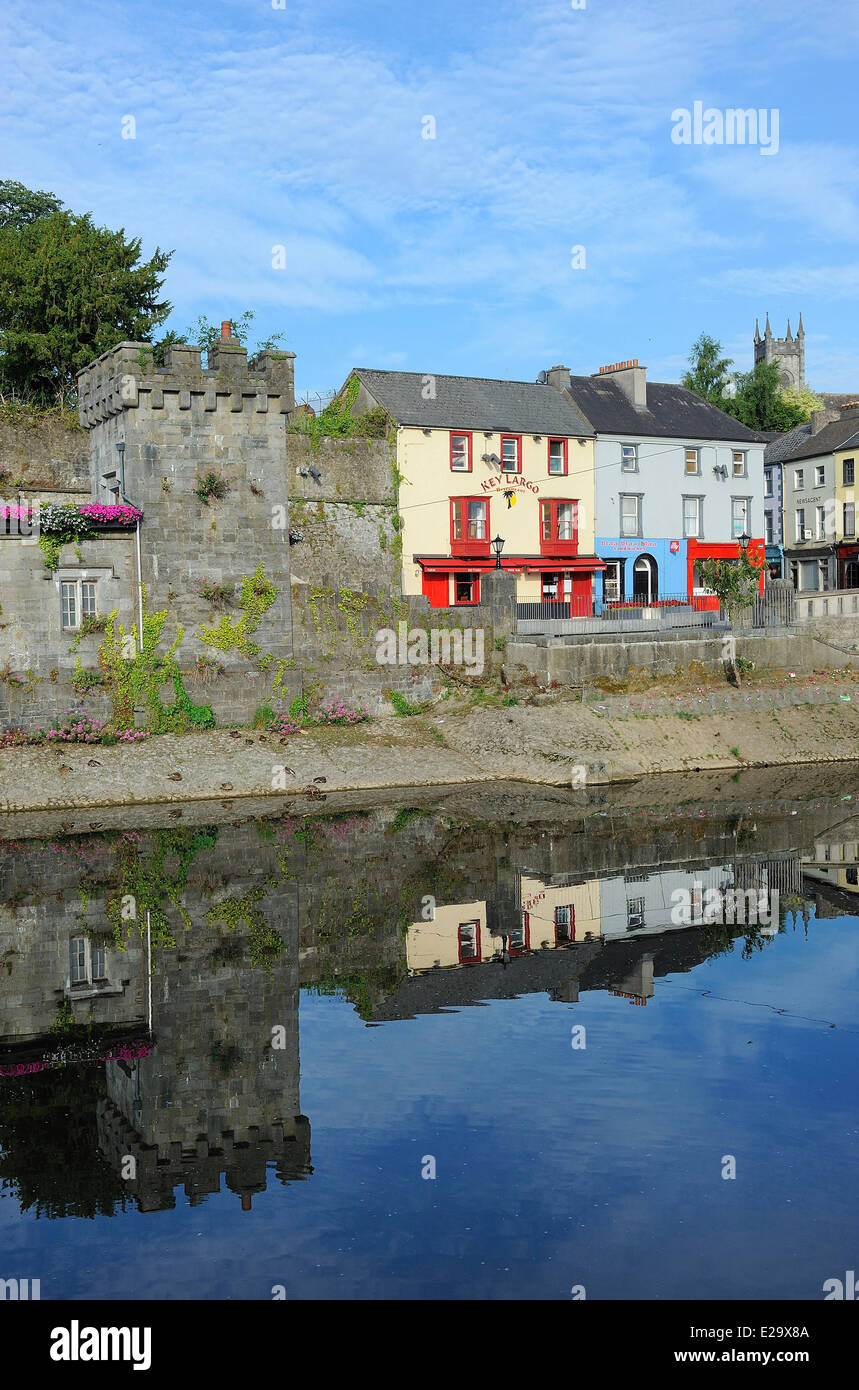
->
[1,768,857,1300]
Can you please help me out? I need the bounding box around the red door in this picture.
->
[422,572,449,608]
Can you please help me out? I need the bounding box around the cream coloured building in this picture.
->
[344,369,602,610]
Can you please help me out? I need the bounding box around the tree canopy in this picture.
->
[682,332,734,404]
[0,180,172,407]
[722,360,808,433]
[683,331,815,433]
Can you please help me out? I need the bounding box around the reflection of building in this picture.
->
[0,874,146,1047]
[405,875,602,973]
[519,875,601,947]
[97,887,310,1213]
[803,819,859,898]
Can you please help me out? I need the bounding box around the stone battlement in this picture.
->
[76,339,296,426]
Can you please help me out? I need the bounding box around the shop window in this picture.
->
[454,573,480,605]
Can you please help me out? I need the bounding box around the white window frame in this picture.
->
[620,444,638,473]
[796,508,807,541]
[794,468,804,490]
[684,447,700,476]
[732,450,747,478]
[764,469,773,498]
[816,505,826,541]
[682,495,702,539]
[619,494,642,538]
[731,497,750,538]
[60,578,98,631]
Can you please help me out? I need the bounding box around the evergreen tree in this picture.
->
[0,182,172,406]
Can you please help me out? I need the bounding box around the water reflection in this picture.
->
[0,766,856,1243]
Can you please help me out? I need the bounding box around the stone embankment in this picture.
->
[1,679,858,820]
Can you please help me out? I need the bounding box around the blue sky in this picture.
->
[4,0,859,398]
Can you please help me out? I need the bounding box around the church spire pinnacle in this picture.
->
[797,312,804,338]
[765,312,772,338]
[786,318,793,341]
[754,317,761,344]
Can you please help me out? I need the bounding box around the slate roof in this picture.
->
[352,369,594,436]
[777,418,859,463]
[764,424,813,464]
[564,374,766,443]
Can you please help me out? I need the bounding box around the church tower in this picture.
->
[754,313,805,390]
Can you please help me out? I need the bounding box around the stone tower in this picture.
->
[754,312,805,390]
[76,325,300,723]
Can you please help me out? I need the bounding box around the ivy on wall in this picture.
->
[97,591,215,732]
[197,562,294,697]
[205,882,285,974]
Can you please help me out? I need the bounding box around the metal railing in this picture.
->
[516,593,727,636]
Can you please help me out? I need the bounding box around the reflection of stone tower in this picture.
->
[96,864,310,1213]
[754,313,805,390]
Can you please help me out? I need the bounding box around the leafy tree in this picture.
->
[696,549,765,684]
[682,332,734,404]
[0,184,172,406]
[721,361,807,433]
[779,384,824,422]
[0,179,64,230]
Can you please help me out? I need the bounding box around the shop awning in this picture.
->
[415,555,606,573]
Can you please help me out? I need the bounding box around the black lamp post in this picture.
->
[738,531,750,554]
[492,534,505,569]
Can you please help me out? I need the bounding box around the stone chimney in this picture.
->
[595,359,647,409]
[811,407,841,434]
[545,365,570,392]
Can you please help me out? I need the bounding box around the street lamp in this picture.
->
[491,534,505,569]
[738,531,750,553]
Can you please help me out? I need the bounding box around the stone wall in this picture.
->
[507,623,858,687]
[0,410,90,495]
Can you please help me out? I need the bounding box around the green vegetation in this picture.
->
[683,331,818,430]
[98,593,215,732]
[193,470,231,506]
[0,179,171,407]
[288,376,390,447]
[389,691,431,717]
[206,884,285,974]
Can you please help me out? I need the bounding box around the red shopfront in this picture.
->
[686,538,765,610]
[837,543,859,590]
[418,557,601,609]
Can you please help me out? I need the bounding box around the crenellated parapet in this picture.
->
[76,337,296,427]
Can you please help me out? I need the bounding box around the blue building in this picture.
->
[544,360,766,602]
